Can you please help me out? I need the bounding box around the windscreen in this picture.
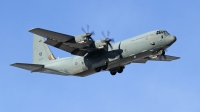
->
[156,30,170,36]
[164,31,170,36]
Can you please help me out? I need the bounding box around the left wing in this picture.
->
[29,28,91,56]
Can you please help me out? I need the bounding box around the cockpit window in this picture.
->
[156,30,170,36]
[164,31,170,36]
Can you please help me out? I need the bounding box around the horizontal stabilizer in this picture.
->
[11,63,44,72]
[11,63,69,76]
[148,55,180,61]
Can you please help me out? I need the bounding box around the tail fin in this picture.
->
[33,34,55,64]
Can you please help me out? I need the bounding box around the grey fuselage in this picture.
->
[44,30,176,77]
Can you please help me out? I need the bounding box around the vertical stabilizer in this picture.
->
[33,34,55,64]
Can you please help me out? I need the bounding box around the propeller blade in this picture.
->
[81,27,86,33]
[91,31,95,35]
[107,31,110,38]
[88,36,94,41]
[87,25,89,33]
[108,42,113,49]
[102,31,106,38]
[105,38,110,42]
[110,38,114,42]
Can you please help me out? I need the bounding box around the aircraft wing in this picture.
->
[147,55,180,61]
[132,55,180,64]
[29,28,74,42]
[29,28,90,56]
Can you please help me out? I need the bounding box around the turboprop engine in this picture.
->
[74,33,94,43]
[74,25,95,44]
[94,38,114,49]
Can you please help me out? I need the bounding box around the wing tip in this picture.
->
[175,57,180,60]
[10,63,17,66]
[29,28,40,33]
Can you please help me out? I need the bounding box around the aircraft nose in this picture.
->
[167,35,177,44]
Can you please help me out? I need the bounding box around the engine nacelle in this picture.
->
[74,34,87,43]
[94,40,107,49]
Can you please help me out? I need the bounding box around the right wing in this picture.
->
[29,28,92,56]
[147,55,180,61]
[132,55,180,64]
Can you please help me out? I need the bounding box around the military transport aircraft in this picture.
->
[11,26,180,77]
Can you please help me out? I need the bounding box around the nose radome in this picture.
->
[168,35,177,44]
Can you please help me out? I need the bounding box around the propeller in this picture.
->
[101,31,114,49]
[159,50,167,60]
[81,25,95,41]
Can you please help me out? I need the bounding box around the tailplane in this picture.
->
[33,34,55,64]
[11,63,44,72]
[11,34,67,76]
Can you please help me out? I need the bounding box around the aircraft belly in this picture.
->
[73,51,153,77]
[73,69,96,77]
[107,50,152,69]
[69,56,90,74]
[71,65,82,73]
[45,60,70,75]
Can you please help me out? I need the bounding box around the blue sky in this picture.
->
[1,0,200,112]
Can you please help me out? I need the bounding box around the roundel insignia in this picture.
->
[39,52,42,56]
